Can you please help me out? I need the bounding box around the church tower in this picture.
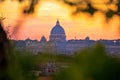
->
[49,19,66,42]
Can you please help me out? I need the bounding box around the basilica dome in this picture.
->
[50,20,65,34]
[49,19,66,42]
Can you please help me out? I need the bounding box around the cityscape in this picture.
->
[14,19,120,55]
[0,0,120,80]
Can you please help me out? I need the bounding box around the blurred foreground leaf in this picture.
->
[54,43,120,80]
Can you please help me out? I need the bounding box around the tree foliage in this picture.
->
[63,0,120,18]
[54,44,120,80]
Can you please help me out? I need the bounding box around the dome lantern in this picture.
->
[56,19,60,25]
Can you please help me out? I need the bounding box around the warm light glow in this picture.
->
[0,1,20,25]
[36,1,71,19]
[0,0,119,40]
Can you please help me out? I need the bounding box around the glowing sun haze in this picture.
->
[0,0,120,40]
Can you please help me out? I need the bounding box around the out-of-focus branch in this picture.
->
[63,0,120,18]
[0,0,118,17]
[22,0,39,14]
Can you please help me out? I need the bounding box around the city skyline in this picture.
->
[16,19,120,41]
[5,17,120,41]
[14,20,120,54]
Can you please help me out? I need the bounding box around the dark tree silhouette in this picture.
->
[63,0,120,18]
[0,0,119,18]
[0,18,10,80]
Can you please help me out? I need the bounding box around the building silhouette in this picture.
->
[50,19,66,42]
[14,19,120,55]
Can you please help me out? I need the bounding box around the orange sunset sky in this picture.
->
[0,0,120,40]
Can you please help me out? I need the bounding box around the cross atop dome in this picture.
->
[56,19,60,25]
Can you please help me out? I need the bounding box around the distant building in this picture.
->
[49,19,66,42]
[49,19,66,54]
[14,19,120,55]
